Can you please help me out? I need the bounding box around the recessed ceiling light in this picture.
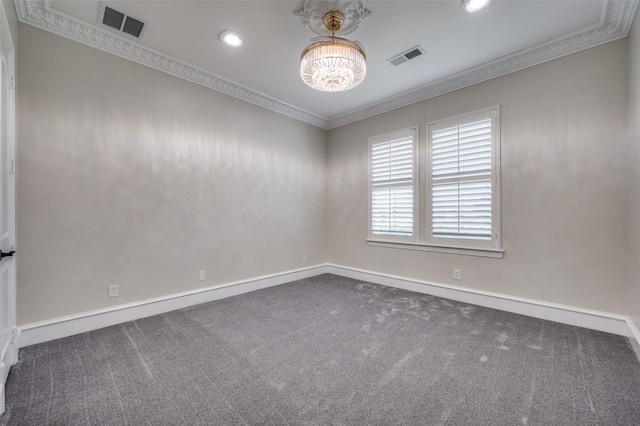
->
[461,0,492,14]
[219,31,244,47]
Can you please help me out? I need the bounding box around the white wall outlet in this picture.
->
[453,269,462,281]
[301,255,307,263]
[108,284,119,298]
[198,271,206,282]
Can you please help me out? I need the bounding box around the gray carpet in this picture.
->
[2,274,640,425]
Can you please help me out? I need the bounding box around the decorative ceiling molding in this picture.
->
[295,0,371,36]
[14,0,640,131]
[327,0,638,129]
[15,0,328,129]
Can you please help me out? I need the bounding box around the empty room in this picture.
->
[1,0,640,424]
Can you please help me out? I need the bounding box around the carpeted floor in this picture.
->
[2,274,640,425]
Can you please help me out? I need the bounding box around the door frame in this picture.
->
[0,0,16,416]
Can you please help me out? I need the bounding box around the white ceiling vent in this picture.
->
[388,46,425,66]
[100,4,146,39]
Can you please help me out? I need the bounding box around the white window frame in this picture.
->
[368,127,418,243]
[427,107,501,250]
[366,107,502,258]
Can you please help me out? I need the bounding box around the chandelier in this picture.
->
[300,10,366,92]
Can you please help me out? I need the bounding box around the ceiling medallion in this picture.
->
[295,0,371,37]
[298,2,370,92]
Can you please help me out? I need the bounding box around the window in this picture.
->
[367,108,501,257]
[369,128,417,242]
[428,109,500,249]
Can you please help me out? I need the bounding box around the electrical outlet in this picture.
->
[199,271,206,282]
[108,284,119,298]
[453,269,462,281]
[301,255,307,263]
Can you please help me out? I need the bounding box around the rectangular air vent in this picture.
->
[102,6,124,30]
[388,46,425,66]
[100,5,146,38]
[122,16,144,38]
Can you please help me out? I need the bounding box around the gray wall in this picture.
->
[327,40,629,315]
[629,7,640,330]
[16,18,635,326]
[2,0,17,45]
[17,24,327,324]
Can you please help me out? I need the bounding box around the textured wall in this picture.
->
[15,19,635,325]
[327,40,629,314]
[629,7,640,330]
[2,0,18,44]
[17,25,327,324]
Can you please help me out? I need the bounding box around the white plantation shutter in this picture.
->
[370,129,416,237]
[430,112,496,243]
[432,180,492,238]
[432,119,492,178]
[371,186,413,235]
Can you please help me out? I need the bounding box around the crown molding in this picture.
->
[326,0,639,129]
[15,0,329,129]
[15,0,639,131]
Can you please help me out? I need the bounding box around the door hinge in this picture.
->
[9,75,14,90]
[9,159,14,174]
[10,328,18,344]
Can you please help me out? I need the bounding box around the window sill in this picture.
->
[366,239,504,258]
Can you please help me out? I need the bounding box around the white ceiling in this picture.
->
[16,0,639,129]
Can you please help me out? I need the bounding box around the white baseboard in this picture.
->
[1,370,4,415]
[628,317,640,344]
[327,264,633,338]
[19,265,327,348]
[18,263,638,349]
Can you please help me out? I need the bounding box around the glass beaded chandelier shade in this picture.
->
[300,10,366,92]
